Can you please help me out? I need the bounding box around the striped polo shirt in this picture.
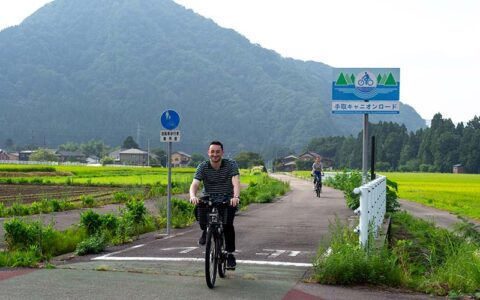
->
[194,158,240,195]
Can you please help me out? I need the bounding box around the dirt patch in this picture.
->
[0,171,73,177]
[0,184,127,205]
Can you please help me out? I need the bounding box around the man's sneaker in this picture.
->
[198,230,206,246]
[226,253,236,270]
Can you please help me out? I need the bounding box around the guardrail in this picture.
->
[353,175,387,247]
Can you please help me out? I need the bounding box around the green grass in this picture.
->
[382,172,480,220]
[0,164,259,186]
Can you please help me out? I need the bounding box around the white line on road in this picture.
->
[91,256,312,267]
[161,247,198,253]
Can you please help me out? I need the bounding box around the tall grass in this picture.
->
[314,212,480,296]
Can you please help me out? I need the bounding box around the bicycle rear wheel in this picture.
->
[205,229,217,288]
[217,233,226,278]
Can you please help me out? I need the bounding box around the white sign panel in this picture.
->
[160,130,181,142]
[332,101,400,114]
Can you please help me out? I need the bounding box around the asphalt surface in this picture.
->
[0,174,449,299]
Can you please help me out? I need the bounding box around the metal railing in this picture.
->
[353,175,387,247]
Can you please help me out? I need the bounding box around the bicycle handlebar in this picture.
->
[199,195,231,206]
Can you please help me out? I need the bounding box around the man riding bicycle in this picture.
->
[312,156,323,189]
[189,141,240,270]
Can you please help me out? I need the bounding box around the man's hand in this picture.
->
[190,196,199,205]
[230,197,240,207]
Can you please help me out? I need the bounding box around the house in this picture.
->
[0,149,10,160]
[453,164,465,174]
[119,148,148,166]
[108,149,123,164]
[171,151,191,168]
[56,150,86,163]
[298,151,335,169]
[298,151,321,161]
[86,155,100,165]
[19,150,35,161]
[7,152,19,161]
[276,155,298,172]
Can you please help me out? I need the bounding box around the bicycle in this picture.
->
[312,173,322,197]
[198,195,230,289]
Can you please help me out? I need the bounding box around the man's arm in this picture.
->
[230,175,240,207]
[189,178,201,205]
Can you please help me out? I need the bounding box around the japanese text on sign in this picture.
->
[160,130,181,142]
[332,101,400,114]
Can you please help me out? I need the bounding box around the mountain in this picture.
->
[0,0,426,156]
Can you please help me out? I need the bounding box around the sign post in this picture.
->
[160,109,180,236]
[332,68,400,183]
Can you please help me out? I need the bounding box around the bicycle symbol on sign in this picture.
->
[357,72,374,87]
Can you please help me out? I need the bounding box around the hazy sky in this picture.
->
[1,0,479,124]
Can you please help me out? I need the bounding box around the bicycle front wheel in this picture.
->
[205,229,217,289]
[217,233,226,278]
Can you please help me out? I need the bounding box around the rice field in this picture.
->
[382,172,480,220]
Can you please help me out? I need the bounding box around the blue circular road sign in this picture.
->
[160,110,180,130]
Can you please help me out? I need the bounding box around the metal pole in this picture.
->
[362,114,369,184]
[167,141,172,235]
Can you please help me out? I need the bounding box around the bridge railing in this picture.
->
[353,175,387,247]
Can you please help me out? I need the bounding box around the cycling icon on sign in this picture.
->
[355,71,376,92]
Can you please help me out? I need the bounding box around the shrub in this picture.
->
[124,198,147,225]
[113,191,130,202]
[80,195,95,207]
[8,202,30,216]
[99,213,119,232]
[80,210,103,236]
[168,199,195,228]
[314,219,404,286]
[3,218,56,257]
[75,235,107,255]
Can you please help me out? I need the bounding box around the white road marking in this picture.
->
[98,244,145,258]
[91,256,312,267]
[288,251,301,257]
[161,247,198,254]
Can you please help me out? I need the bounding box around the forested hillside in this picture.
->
[0,0,425,154]
[305,114,480,173]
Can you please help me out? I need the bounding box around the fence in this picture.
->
[353,175,387,247]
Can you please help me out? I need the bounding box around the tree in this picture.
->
[150,148,166,166]
[122,136,139,149]
[58,142,80,152]
[234,152,264,169]
[29,149,58,162]
[81,140,111,157]
[189,153,206,167]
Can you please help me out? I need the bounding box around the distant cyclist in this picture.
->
[311,156,323,189]
[189,140,240,270]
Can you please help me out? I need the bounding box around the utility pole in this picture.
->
[136,122,142,149]
[147,139,150,166]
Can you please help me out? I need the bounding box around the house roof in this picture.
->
[120,148,147,155]
[298,151,320,158]
[172,151,191,157]
[282,155,298,160]
[56,150,85,157]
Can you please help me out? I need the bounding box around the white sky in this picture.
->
[1,0,479,124]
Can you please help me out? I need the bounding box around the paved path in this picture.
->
[0,174,446,299]
[399,198,480,229]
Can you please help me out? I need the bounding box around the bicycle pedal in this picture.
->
[226,267,236,271]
